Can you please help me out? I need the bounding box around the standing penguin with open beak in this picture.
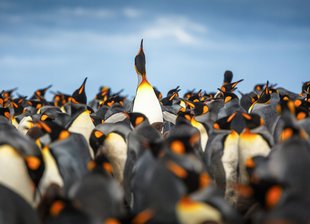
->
[132,39,163,132]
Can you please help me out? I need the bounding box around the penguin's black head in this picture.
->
[193,102,209,116]
[222,91,239,104]
[71,77,87,105]
[128,112,149,128]
[33,118,70,143]
[87,154,113,176]
[96,86,111,101]
[301,81,310,95]
[279,124,308,142]
[256,81,271,104]
[135,39,146,76]
[0,107,11,120]
[11,96,27,115]
[153,86,163,100]
[166,131,201,156]
[254,83,265,93]
[31,85,52,100]
[183,89,195,99]
[167,86,181,97]
[223,70,233,84]
[176,111,194,125]
[89,129,106,155]
[220,79,244,93]
[166,159,210,193]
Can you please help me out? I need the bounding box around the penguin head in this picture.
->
[11,96,27,116]
[301,81,310,96]
[220,79,244,93]
[213,111,263,134]
[135,39,146,80]
[96,86,111,101]
[221,91,239,104]
[71,77,87,105]
[166,158,211,193]
[223,70,233,85]
[32,118,70,143]
[193,102,209,116]
[253,83,265,93]
[128,112,150,128]
[176,111,194,125]
[31,85,52,100]
[183,89,195,100]
[279,124,308,142]
[167,86,181,98]
[153,86,163,100]
[89,129,106,156]
[53,91,67,107]
[0,107,11,120]
[87,154,113,176]
[256,81,271,104]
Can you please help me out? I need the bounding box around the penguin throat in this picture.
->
[138,74,147,86]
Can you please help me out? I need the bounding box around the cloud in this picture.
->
[57,6,116,18]
[142,16,207,45]
[122,7,143,18]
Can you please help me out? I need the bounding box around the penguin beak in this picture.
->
[78,77,88,95]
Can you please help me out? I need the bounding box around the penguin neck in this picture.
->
[137,74,148,86]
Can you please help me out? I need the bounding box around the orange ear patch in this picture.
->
[280,128,293,141]
[246,158,255,168]
[50,200,65,217]
[87,160,96,170]
[103,162,113,174]
[94,130,104,138]
[135,116,145,126]
[59,130,70,140]
[132,209,154,224]
[167,161,187,178]
[25,156,41,170]
[266,185,282,209]
[170,140,185,154]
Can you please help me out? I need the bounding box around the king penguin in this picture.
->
[132,39,163,131]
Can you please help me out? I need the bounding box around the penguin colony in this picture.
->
[0,39,310,224]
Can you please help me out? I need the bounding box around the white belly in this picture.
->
[221,131,239,205]
[99,133,127,184]
[68,111,95,158]
[0,145,34,206]
[39,147,64,196]
[18,116,33,135]
[239,130,270,184]
[133,81,163,124]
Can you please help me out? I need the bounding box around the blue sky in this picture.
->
[1,0,310,100]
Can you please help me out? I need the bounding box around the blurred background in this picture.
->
[1,0,310,100]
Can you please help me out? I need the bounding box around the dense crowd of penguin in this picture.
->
[0,39,310,224]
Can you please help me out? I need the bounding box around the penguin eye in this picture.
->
[167,161,187,178]
[280,128,293,141]
[170,140,186,154]
[135,116,144,126]
[25,156,41,170]
[266,185,283,209]
[50,200,65,217]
